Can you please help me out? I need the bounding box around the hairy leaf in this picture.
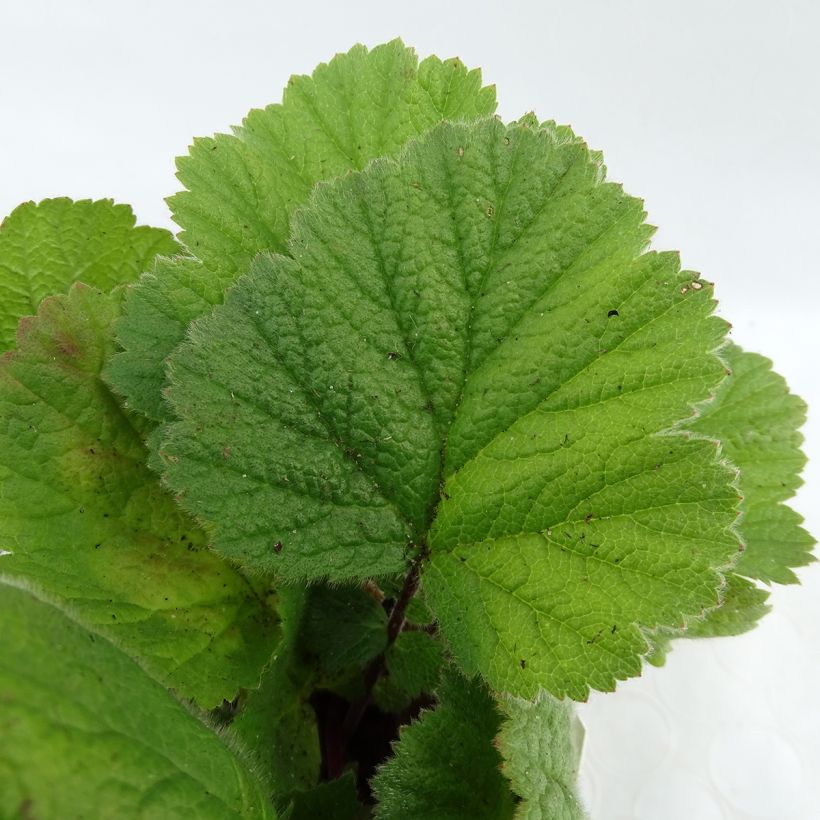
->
[0,580,275,819]
[497,693,586,819]
[372,671,515,819]
[231,587,321,802]
[108,39,496,421]
[0,285,279,707]
[0,198,176,349]
[160,117,740,698]
[690,342,814,584]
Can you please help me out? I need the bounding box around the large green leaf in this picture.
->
[0,284,279,708]
[159,118,740,698]
[0,197,177,349]
[107,39,496,422]
[0,580,275,819]
[371,671,516,820]
[497,693,586,819]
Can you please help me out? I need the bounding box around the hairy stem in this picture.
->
[342,558,423,738]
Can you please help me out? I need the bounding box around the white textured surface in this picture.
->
[2,1,818,816]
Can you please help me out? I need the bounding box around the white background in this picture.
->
[2,1,818,817]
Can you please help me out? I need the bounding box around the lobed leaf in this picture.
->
[0,198,177,349]
[0,580,275,819]
[107,39,496,422]
[0,284,279,708]
[689,342,814,585]
[161,117,741,698]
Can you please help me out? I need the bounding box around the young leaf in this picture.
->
[371,671,516,819]
[160,117,741,698]
[0,580,275,819]
[689,343,814,584]
[0,284,279,708]
[497,693,586,819]
[0,198,177,349]
[107,39,497,422]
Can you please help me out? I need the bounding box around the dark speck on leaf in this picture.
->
[387,351,400,360]
[607,309,619,317]
[273,541,283,554]
[519,659,526,669]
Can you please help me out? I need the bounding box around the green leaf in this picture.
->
[159,117,740,697]
[0,198,177,350]
[107,39,496,422]
[284,772,364,820]
[497,693,586,819]
[684,573,771,638]
[0,284,279,707]
[0,580,275,819]
[372,671,516,819]
[375,630,445,712]
[689,343,814,584]
[300,584,388,677]
[231,586,321,802]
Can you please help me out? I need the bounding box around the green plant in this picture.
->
[0,40,812,819]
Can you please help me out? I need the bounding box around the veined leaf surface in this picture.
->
[107,39,497,421]
[160,118,741,698]
[0,285,279,707]
[0,580,276,819]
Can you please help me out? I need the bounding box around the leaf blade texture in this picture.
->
[0,581,276,819]
[497,693,587,819]
[161,117,741,697]
[107,39,497,421]
[690,342,814,584]
[0,197,177,349]
[371,671,516,819]
[0,284,279,707]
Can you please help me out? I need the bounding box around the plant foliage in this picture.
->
[0,40,813,819]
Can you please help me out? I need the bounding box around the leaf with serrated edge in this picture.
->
[0,198,177,349]
[0,284,279,708]
[372,670,515,819]
[0,580,275,819]
[690,342,814,584]
[497,692,586,819]
[160,117,740,698]
[107,39,496,422]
